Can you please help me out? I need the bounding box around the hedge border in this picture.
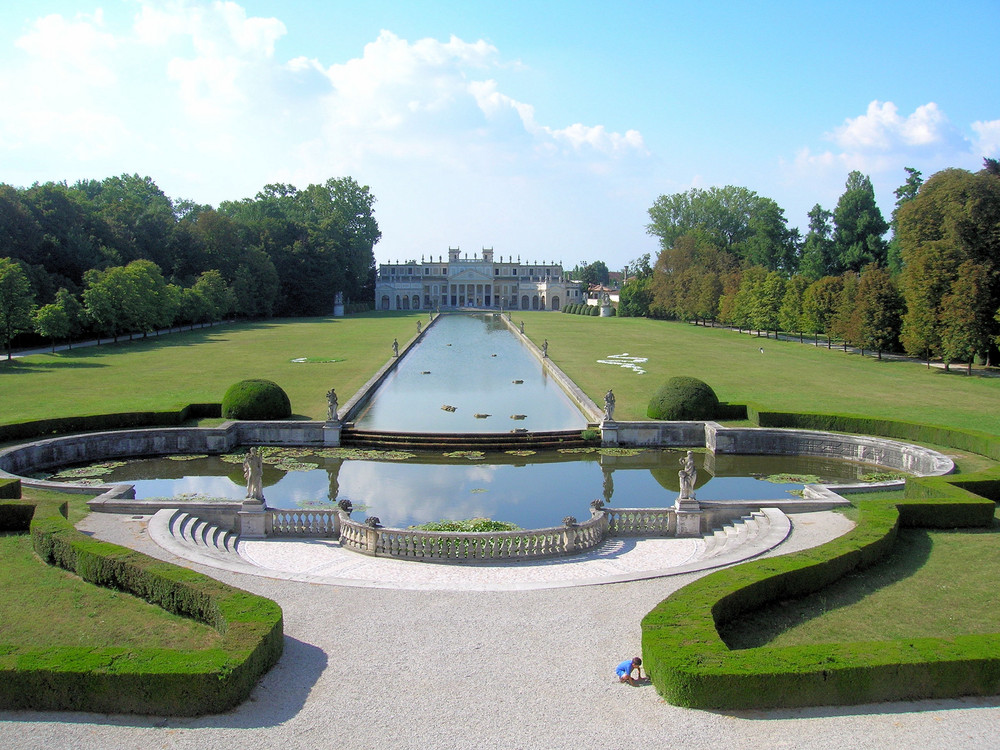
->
[0,403,221,445]
[0,498,283,716]
[641,406,1000,710]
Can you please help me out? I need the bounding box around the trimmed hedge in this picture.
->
[0,500,283,715]
[222,379,291,420]
[0,477,21,499]
[647,376,721,420]
[642,406,1000,709]
[0,403,221,445]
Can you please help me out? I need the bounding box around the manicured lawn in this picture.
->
[1,489,220,651]
[1,313,426,424]
[4,313,998,436]
[719,502,1000,648]
[519,313,1000,433]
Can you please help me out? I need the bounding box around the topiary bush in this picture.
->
[647,376,720,420]
[222,379,291,420]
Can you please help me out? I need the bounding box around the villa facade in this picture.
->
[375,247,584,311]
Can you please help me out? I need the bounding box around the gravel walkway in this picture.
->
[2,511,997,749]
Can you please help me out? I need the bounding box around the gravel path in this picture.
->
[2,511,998,749]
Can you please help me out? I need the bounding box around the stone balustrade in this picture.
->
[606,507,675,536]
[269,508,341,538]
[324,511,609,562]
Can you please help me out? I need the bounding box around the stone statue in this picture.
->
[416,320,422,333]
[542,339,548,357]
[326,388,338,422]
[602,292,611,305]
[519,321,524,334]
[604,389,615,421]
[678,450,697,500]
[243,447,265,503]
[392,338,399,357]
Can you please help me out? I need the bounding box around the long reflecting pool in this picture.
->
[353,313,588,433]
[49,449,898,529]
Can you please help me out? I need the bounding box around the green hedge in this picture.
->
[0,403,221,444]
[0,500,283,715]
[0,477,21,499]
[642,405,1000,709]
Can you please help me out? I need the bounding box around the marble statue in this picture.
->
[392,338,399,357]
[326,388,338,422]
[604,388,616,421]
[542,339,548,357]
[520,321,525,334]
[678,450,697,499]
[243,447,264,503]
[416,320,422,334]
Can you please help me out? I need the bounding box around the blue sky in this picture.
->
[0,1,997,272]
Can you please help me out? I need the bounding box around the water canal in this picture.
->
[352,313,587,433]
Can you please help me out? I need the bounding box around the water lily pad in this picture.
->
[314,448,415,461]
[597,448,644,457]
[557,447,597,454]
[442,450,485,460]
[166,454,208,461]
[273,461,320,472]
[504,450,536,457]
[761,473,821,484]
[860,471,907,483]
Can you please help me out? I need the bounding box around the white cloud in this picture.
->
[972,119,1000,157]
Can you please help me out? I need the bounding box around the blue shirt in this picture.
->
[616,659,635,677]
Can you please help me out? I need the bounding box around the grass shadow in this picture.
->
[718,529,936,649]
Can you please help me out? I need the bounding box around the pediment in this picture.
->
[449,268,494,282]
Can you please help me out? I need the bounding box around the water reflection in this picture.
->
[93,450,879,529]
[353,314,587,432]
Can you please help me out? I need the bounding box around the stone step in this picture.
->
[167,510,239,561]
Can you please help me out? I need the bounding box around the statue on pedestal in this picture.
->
[392,338,399,357]
[326,388,339,422]
[243,447,265,503]
[604,389,616,421]
[678,450,697,500]
[542,339,548,358]
[519,321,525,334]
[416,320,422,334]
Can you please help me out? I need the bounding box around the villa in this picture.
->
[375,246,584,311]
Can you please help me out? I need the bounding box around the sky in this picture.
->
[0,0,997,272]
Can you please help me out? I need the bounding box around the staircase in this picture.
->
[699,510,781,560]
[339,427,595,451]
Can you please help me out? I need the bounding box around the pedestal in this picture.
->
[323,420,342,446]
[601,420,619,446]
[674,497,702,537]
[238,500,269,539]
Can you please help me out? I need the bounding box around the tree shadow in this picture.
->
[0,358,107,373]
[718,530,935,649]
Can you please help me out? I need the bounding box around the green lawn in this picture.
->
[1,489,220,651]
[1,313,426,424]
[4,313,998,436]
[519,313,1000,434]
[720,504,1000,648]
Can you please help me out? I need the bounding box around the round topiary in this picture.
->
[222,379,292,420]
[647,376,720,421]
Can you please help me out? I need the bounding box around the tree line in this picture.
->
[618,160,1000,372]
[0,174,380,357]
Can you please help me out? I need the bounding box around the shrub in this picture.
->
[647,376,720,420]
[608,306,616,317]
[221,379,291,420]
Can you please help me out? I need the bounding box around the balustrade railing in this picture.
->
[264,505,678,562]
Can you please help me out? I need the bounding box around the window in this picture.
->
[425,267,430,275]
[512,268,517,276]
[494,268,500,275]
[408,267,413,275]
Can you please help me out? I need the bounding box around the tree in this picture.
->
[750,270,785,337]
[124,259,172,335]
[191,269,233,324]
[731,266,767,333]
[855,264,903,359]
[647,186,797,272]
[575,260,610,288]
[53,287,84,347]
[802,275,844,347]
[829,272,860,351]
[798,204,835,280]
[779,275,810,341]
[0,257,35,359]
[624,253,652,280]
[897,167,1000,364]
[887,167,923,273]
[617,276,652,317]
[832,171,889,273]
[33,302,70,353]
[83,265,139,343]
[940,261,993,373]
